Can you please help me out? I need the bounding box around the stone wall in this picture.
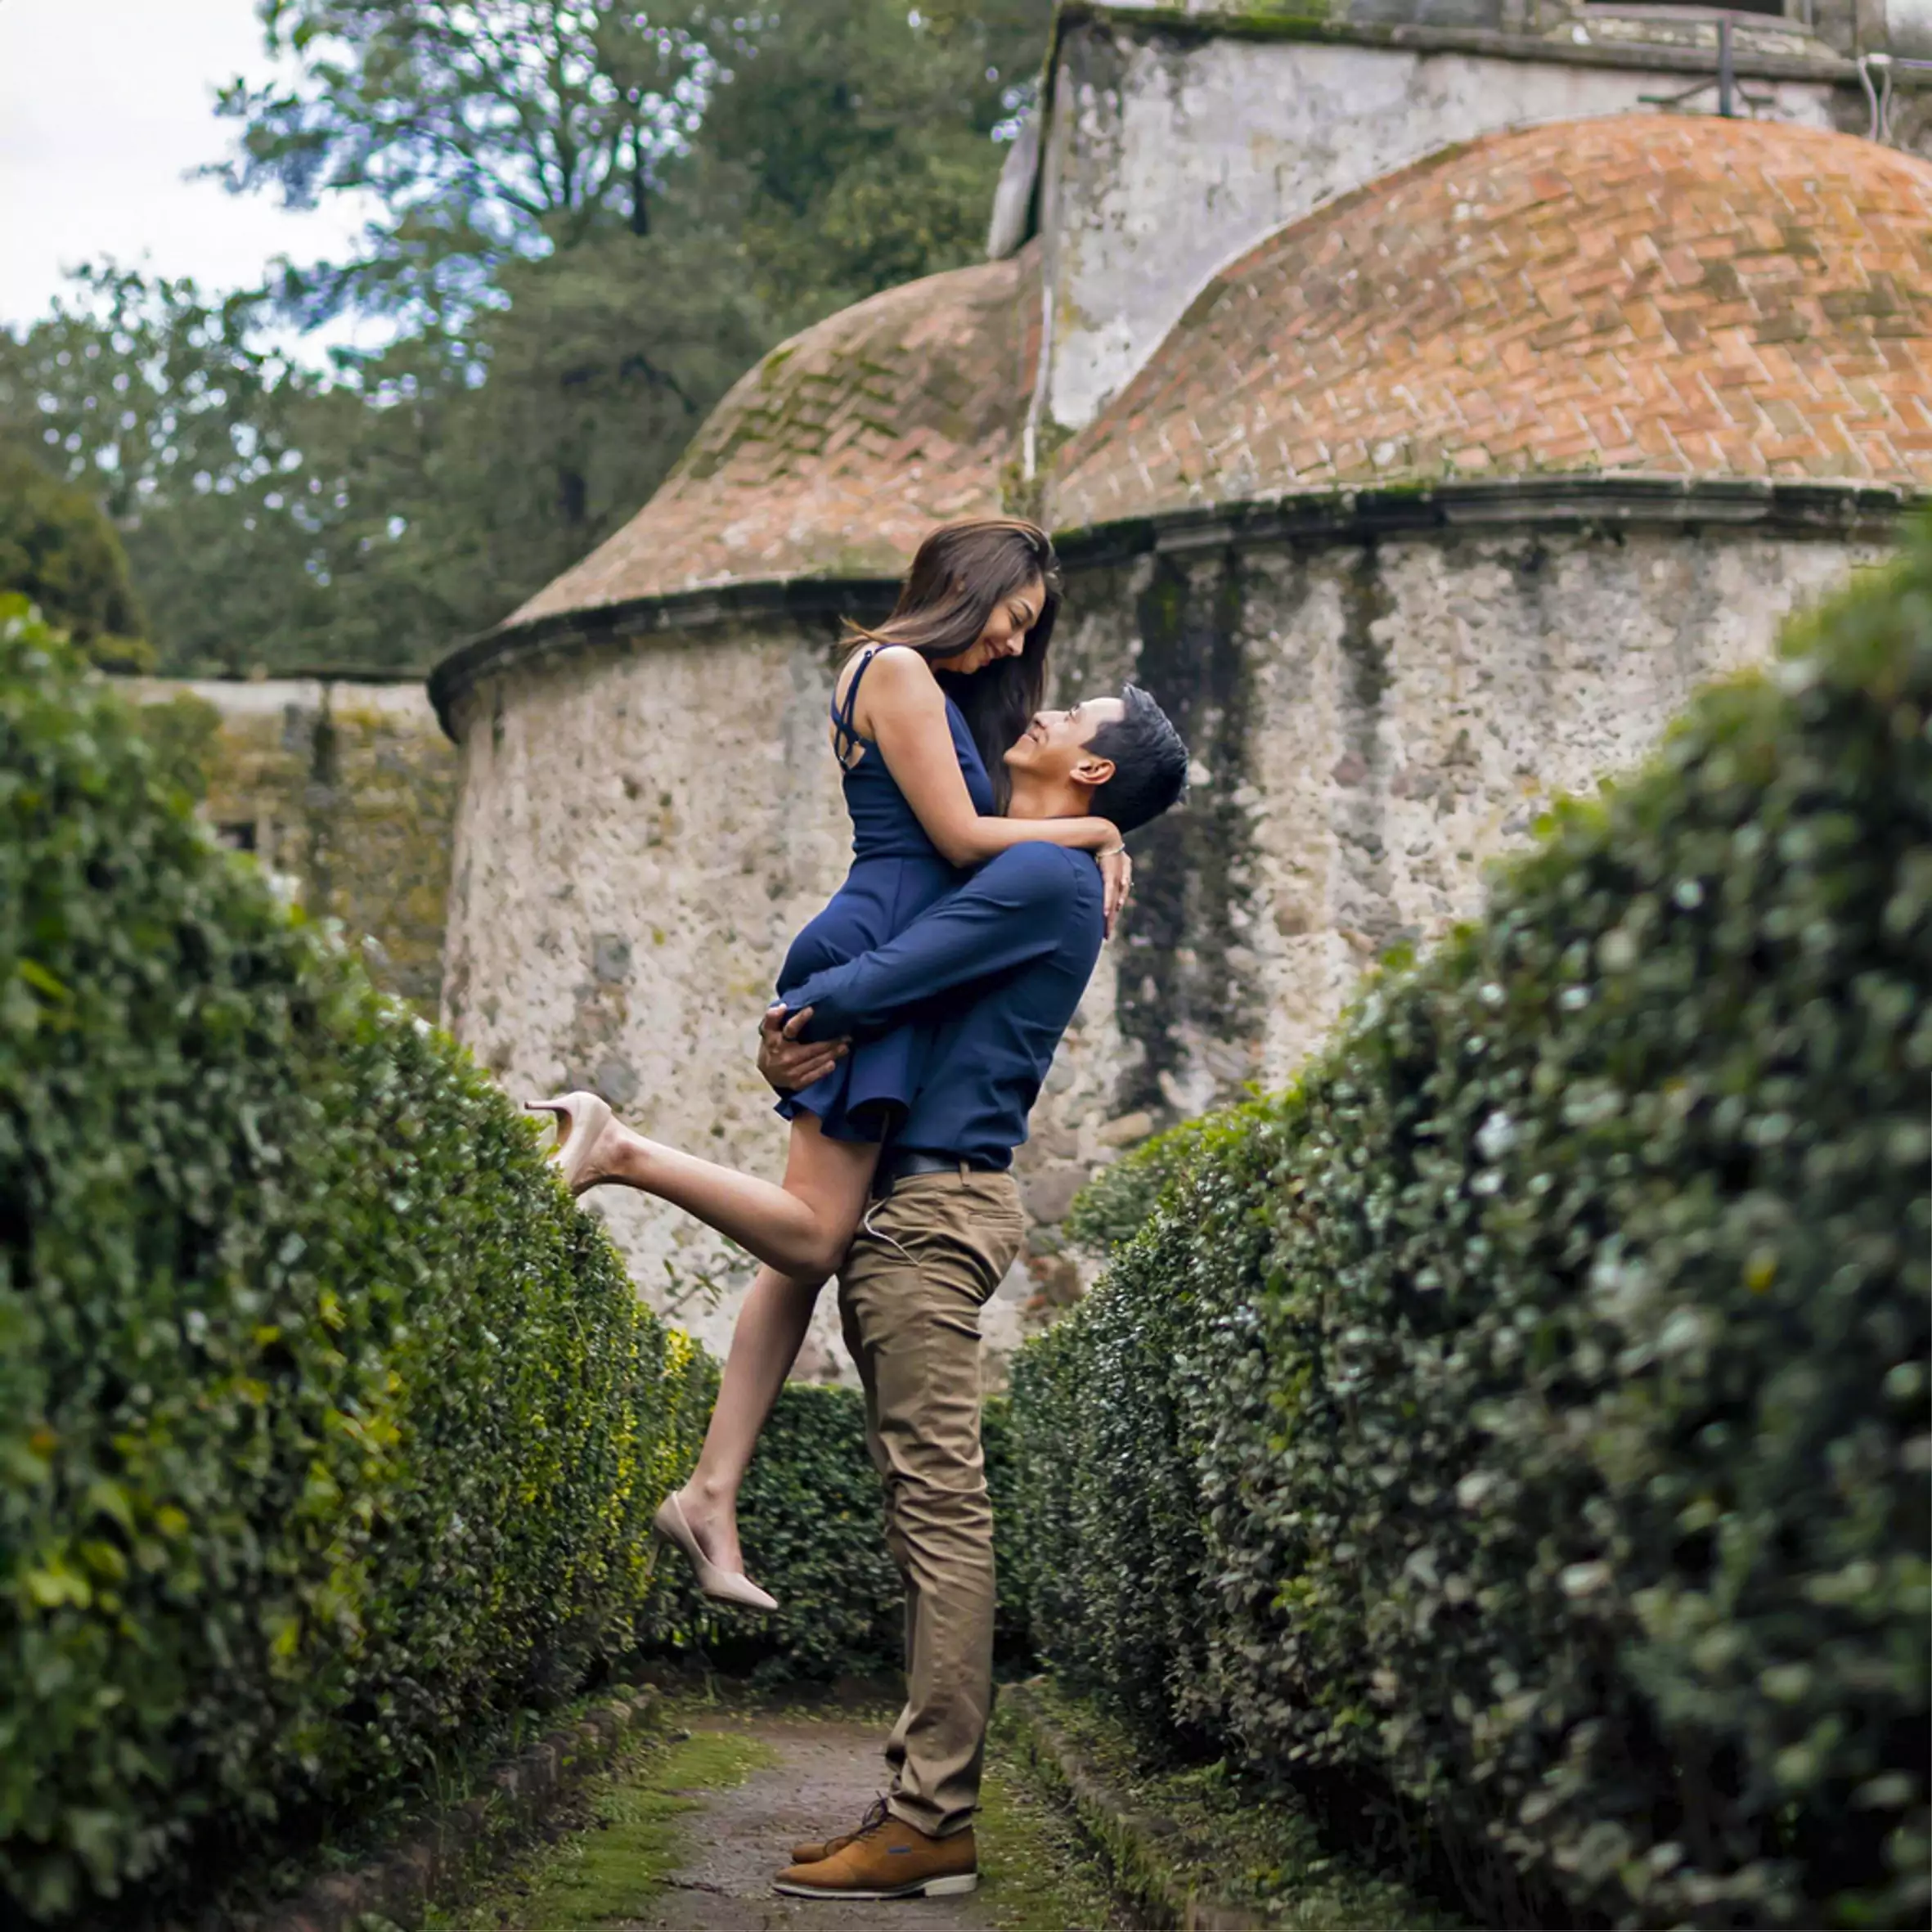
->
[126,677,458,1015]
[1035,17,1853,432]
[1040,516,1886,1107]
[436,514,1885,1377]
[441,618,860,1364]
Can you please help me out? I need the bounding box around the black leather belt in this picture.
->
[874,1147,1001,1193]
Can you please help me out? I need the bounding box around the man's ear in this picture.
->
[1071,753,1117,794]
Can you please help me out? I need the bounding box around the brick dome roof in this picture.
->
[510,246,1039,626]
[1051,118,1932,529]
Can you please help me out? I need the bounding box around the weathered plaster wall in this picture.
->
[438,524,1880,1376]
[1042,527,1884,1117]
[128,677,456,1014]
[1036,24,1845,430]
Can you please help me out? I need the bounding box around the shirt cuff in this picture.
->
[781,970,844,1037]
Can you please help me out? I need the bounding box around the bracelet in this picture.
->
[1100,844,1128,858]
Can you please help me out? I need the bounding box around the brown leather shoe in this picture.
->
[790,1795,886,1866]
[774,1810,977,1899]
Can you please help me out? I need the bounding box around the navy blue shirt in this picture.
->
[781,843,1105,1169]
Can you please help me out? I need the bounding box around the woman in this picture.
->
[529,519,1127,1610]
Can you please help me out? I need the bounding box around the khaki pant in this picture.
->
[837,1167,1026,1840]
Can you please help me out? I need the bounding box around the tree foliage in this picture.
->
[0,240,760,672]
[0,446,148,669]
[0,0,1051,675]
[213,0,715,325]
[688,0,1048,327]
[0,268,388,674]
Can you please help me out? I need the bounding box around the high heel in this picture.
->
[525,1090,612,1194]
[652,1492,778,1612]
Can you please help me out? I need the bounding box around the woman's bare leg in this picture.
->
[676,1262,824,1576]
[578,1108,877,1280]
[558,1108,882,1582]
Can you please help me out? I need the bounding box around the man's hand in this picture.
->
[757,1004,849,1094]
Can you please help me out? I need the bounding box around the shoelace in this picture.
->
[851,1795,892,1841]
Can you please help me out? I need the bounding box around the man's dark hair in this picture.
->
[1089,685,1188,835]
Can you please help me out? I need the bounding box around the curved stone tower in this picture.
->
[1040,115,1930,1129]
[434,252,1040,1366]
[433,79,1930,1374]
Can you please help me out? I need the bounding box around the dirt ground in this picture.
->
[434,1696,1124,1932]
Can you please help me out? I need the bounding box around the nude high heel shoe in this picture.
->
[652,1492,778,1612]
[525,1091,612,1194]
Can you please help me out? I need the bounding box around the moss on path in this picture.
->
[429,1694,1122,1930]
[428,1726,777,1930]
[1010,1682,1459,1931]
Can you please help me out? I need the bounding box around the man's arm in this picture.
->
[781,843,1096,1043]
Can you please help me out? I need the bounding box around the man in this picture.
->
[755,685,1188,1902]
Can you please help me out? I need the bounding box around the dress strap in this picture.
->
[832,648,878,763]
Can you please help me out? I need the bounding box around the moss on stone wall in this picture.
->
[1117,550,1265,1120]
[128,679,457,1016]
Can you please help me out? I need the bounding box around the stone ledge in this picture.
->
[1000,1680,1270,1930]
[231,1684,663,1932]
[428,575,899,740]
[427,475,1920,742]
[1066,0,1925,83]
[1058,474,1923,566]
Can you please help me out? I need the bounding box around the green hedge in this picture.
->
[1008,532,1932,1928]
[0,604,711,1919]
[1062,1110,1222,1258]
[641,1377,902,1679]
[640,1380,1029,1679]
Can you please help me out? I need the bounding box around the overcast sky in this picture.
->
[0,0,380,344]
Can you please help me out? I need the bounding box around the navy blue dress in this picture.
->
[775,649,993,1141]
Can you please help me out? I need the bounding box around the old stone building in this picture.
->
[129,676,458,1016]
[431,0,1932,1373]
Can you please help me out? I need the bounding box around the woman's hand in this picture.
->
[1099,846,1133,938]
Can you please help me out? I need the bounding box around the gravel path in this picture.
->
[625,1714,995,1931]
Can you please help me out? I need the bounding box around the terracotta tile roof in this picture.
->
[1050,118,1932,529]
[510,245,1040,625]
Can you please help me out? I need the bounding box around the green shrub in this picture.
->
[1016,1101,1278,1741]
[0,604,710,1920]
[983,1391,1031,1657]
[1062,1109,1229,1256]
[0,449,149,670]
[1006,532,1932,1928]
[640,1381,1031,1678]
[641,1377,905,1679]
[126,690,223,802]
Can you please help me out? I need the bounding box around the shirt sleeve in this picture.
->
[783,844,1095,1042]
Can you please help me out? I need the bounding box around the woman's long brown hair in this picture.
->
[845,517,1062,812]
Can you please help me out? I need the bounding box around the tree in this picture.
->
[684,0,1053,328]
[0,245,762,671]
[213,1,715,326]
[215,0,1053,333]
[0,267,306,527]
[376,222,770,628]
[0,267,438,674]
[0,446,150,668]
